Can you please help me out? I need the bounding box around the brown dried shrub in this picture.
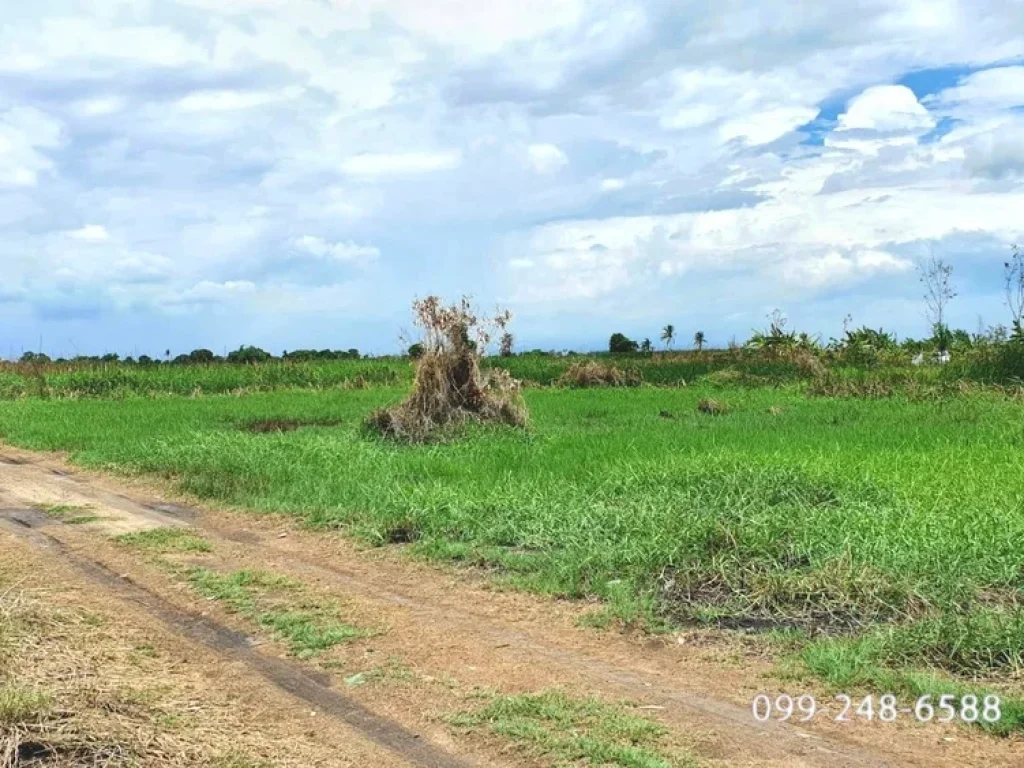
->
[364,296,529,442]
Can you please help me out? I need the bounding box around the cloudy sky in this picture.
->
[2,0,1024,357]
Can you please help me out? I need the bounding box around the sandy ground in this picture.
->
[1,444,1021,767]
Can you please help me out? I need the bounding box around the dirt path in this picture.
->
[1,445,1020,767]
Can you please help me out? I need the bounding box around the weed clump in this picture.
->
[242,417,341,433]
[696,398,728,415]
[365,296,529,442]
[556,361,643,388]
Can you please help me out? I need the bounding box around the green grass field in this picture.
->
[3,383,1024,730]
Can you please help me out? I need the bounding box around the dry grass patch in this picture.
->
[556,361,643,388]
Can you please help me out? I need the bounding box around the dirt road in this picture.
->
[1,445,1020,767]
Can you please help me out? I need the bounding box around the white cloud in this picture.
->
[176,88,304,112]
[931,66,1024,110]
[962,119,1024,179]
[292,236,380,262]
[720,106,819,146]
[527,143,569,174]
[781,249,912,289]
[836,85,935,133]
[66,224,110,242]
[600,178,626,191]
[340,151,462,176]
[0,17,207,73]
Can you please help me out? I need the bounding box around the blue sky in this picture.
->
[2,1,1024,358]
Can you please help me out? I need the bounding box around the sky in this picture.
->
[2,0,1024,358]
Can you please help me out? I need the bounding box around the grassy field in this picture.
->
[2,382,1024,730]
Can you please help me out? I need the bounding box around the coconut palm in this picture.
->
[660,324,675,349]
[693,330,705,351]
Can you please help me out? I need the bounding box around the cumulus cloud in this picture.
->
[837,86,936,133]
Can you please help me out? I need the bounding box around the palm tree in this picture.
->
[693,330,705,351]
[660,324,675,350]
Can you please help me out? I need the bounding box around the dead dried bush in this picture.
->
[555,361,643,388]
[365,296,529,442]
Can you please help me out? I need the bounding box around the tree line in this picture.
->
[608,245,1024,357]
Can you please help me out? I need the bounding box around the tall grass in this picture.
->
[2,345,1023,400]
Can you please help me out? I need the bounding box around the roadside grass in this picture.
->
[4,386,1024,729]
[39,503,103,525]
[116,526,213,553]
[63,514,102,524]
[40,503,87,518]
[0,554,309,765]
[449,690,697,768]
[186,567,367,657]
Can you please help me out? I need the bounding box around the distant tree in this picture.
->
[138,355,154,365]
[499,332,514,357]
[640,338,652,353]
[609,333,639,354]
[19,351,50,364]
[165,349,171,361]
[949,328,973,350]
[345,348,361,360]
[407,342,425,359]
[227,345,271,364]
[693,330,705,351]
[101,353,119,362]
[188,349,215,364]
[1005,244,1024,340]
[917,254,956,352]
[660,324,675,349]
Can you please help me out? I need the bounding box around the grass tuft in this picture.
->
[115,527,213,553]
[0,686,53,726]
